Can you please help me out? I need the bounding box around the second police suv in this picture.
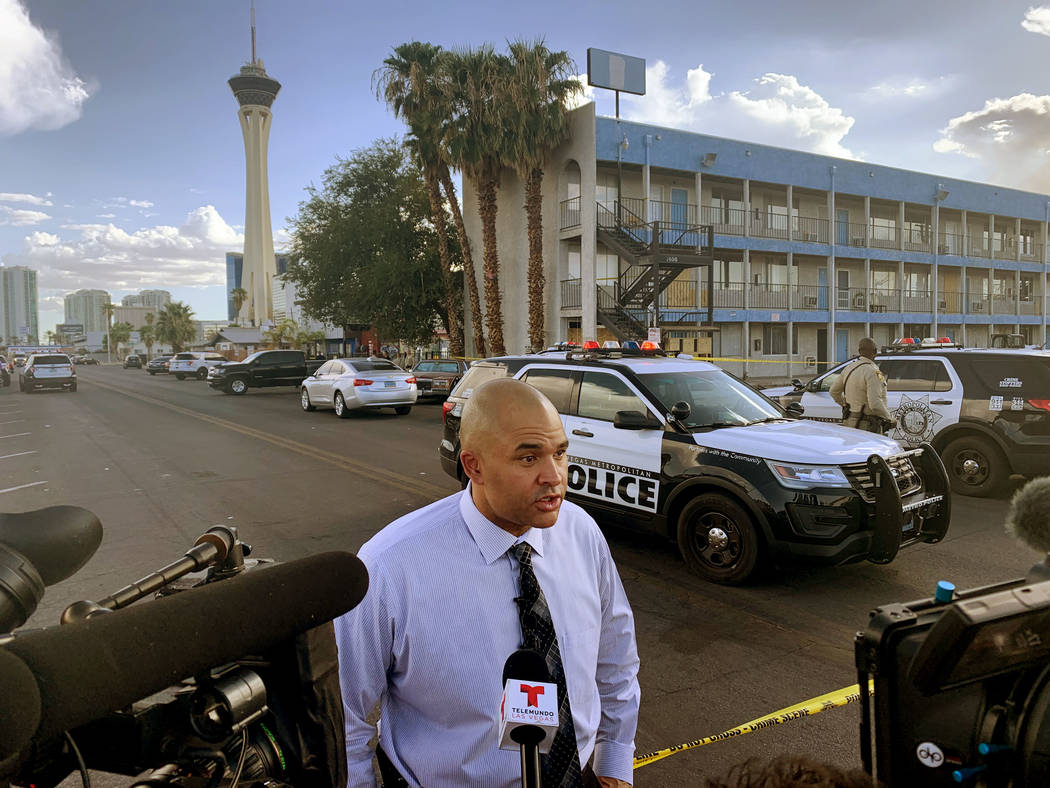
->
[439,343,951,585]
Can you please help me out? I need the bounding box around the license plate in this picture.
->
[435,380,449,388]
[385,381,395,388]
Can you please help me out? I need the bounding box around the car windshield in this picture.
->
[637,370,784,428]
[32,355,70,365]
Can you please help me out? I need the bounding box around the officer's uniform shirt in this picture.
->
[829,356,893,423]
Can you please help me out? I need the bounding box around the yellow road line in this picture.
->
[86,378,455,500]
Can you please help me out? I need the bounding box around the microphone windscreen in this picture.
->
[1,551,367,756]
[0,648,40,768]
[503,648,550,685]
[1006,477,1050,553]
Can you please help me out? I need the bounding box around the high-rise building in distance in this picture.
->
[225,251,288,323]
[122,289,171,308]
[65,288,111,333]
[3,267,38,343]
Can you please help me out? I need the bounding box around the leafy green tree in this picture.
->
[286,138,457,348]
[230,287,248,325]
[262,318,300,348]
[155,302,196,352]
[110,321,133,355]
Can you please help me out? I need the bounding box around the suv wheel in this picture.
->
[196,367,209,380]
[229,378,247,395]
[941,435,1008,498]
[394,405,411,416]
[174,373,186,380]
[677,493,764,585]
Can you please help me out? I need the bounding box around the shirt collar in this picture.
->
[459,482,545,564]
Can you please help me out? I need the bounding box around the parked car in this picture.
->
[299,358,418,416]
[763,345,1050,497]
[123,354,142,369]
[169,352,229,380]
[147,355,173,375]
[75,355,100,366]
[20,353,76,393]
[438,348,950,585]
[410,359,468,399]
[208,350,324,395]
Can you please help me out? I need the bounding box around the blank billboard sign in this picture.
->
[586,49,646,95]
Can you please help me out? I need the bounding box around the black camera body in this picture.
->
[857,577,1050,786]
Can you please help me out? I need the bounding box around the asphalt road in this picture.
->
[3,365,1038,785]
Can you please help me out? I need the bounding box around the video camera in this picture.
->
[0,507,367,787]
[858,477,1050,786]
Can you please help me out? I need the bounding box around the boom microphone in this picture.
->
[0,551,368,765]
[1004,477,1050,582]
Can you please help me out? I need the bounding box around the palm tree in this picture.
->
[139,323,155,361]
[506,40,581,351]
[262,318,299,348]
[442,45,509,356]
[375,42,465,357]
[230,287,248,325]
[155,302,196,353]
[101,301,116,363]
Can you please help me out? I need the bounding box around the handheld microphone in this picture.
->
[1004,477,1050,582]
[500,649,559,788]
[0,550,368,771]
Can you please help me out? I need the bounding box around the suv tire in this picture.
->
[196,367,209,380]
[941,435,1008,498]
[228,378,248,395]
[677,493,764,585]
[174,373,186,380]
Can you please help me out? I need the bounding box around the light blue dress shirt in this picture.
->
[334,485,641,787]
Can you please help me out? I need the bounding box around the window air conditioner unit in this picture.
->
[805,355,817,368]
[938,300,947,310]
[803,295,818,308]
[852,293,866,308]
[938,244,950,254]
[971,302,984,312]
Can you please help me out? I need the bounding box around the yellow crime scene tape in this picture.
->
[633,680,874,769]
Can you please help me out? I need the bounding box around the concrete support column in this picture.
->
[864,195,871,246]
[642,135,652,222]
[786,185,794,242]
[743,248,751,309]
[743,179,751,237]
[989,214,996,258]
[1017,267,1022,331]
[864,256,871,339]
[581,192,597,343]
[1016,217,1023,262]
[961,209,969,257]
[828,253,836,363]
[695,171,702,222]
[932,201,940,336]
[898,201,905,251]
[989,266,995,328]
[787,251,794,378]
[898,258,906,338]
[961,260,968,346]
[1043,207,1049,344]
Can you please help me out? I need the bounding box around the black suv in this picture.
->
[766,349,1050,497]
[439,351,950,584]
[123,355,142,369]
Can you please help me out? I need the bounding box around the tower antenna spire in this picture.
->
[250,0,257,65]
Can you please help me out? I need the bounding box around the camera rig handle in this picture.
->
[60,526,247,625]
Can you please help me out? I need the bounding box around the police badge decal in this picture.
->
[891,393,943,444]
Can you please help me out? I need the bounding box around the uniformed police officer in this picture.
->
[829,337,896,434]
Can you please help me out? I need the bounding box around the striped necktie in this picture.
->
[511,542,583,788]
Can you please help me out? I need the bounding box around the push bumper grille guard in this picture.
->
[866,442,951,564]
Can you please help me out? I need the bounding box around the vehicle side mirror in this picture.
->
[670,400,691,422]
[791,378,803,389]
[613,410,660,430]
[786,402,804,417]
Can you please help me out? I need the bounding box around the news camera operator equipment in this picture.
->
[0,506,368,788]
[856,476,1050,786]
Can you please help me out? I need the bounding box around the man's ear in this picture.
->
[460,449,482,485]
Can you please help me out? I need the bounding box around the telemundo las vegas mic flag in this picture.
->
[499,679,559,753]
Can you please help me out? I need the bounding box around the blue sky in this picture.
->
[4,0,1050,333]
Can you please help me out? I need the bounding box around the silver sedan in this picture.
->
[300,358,418,417]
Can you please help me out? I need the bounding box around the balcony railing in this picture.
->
[834,221,868,248]
[559,197,581,230]
[901,291,932,312]
[838,287,870,311]
[937,291,963,313]
[869,288,900,312]
[994,240,1016,261]
[968,236,991,258]
[659,279,697,308]
[1020,299,1039,316]
[702,283,745,308]
[968,296,989,314]
[903,227,932,253]
[648,200,699,229]
[561,278,581,308]
[937,233,964,255]
[869,224,900,250]
[750,283,790,309]
[795,217,830,244]
[993,296,1018,313]
[752,213,789,240]
[794,284,828,310]
[1020,241,1044,261]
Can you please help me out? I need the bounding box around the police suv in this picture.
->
[438,348,950,585]
[763,339,1050,498]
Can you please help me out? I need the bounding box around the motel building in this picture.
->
[460,102,1050,378]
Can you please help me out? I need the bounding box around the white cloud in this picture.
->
[128,199,153,208]
[2,205,246,293]
[96,213,116,219]
[620,62,856,159]
[934,92,1050,188]
[566,74,597,111]
[0,191,53,206]
[1022,6,1050,36]
[0,205,50,226]
[868,79,929,98]
[0,0,93,135]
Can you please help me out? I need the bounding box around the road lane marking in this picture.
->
[0,420,25,425]
[85,379,454,500]
[0,451,36,460]
[0,433,31,439]
[0,481,47,495]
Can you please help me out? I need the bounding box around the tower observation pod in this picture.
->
[228,5,280,327]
